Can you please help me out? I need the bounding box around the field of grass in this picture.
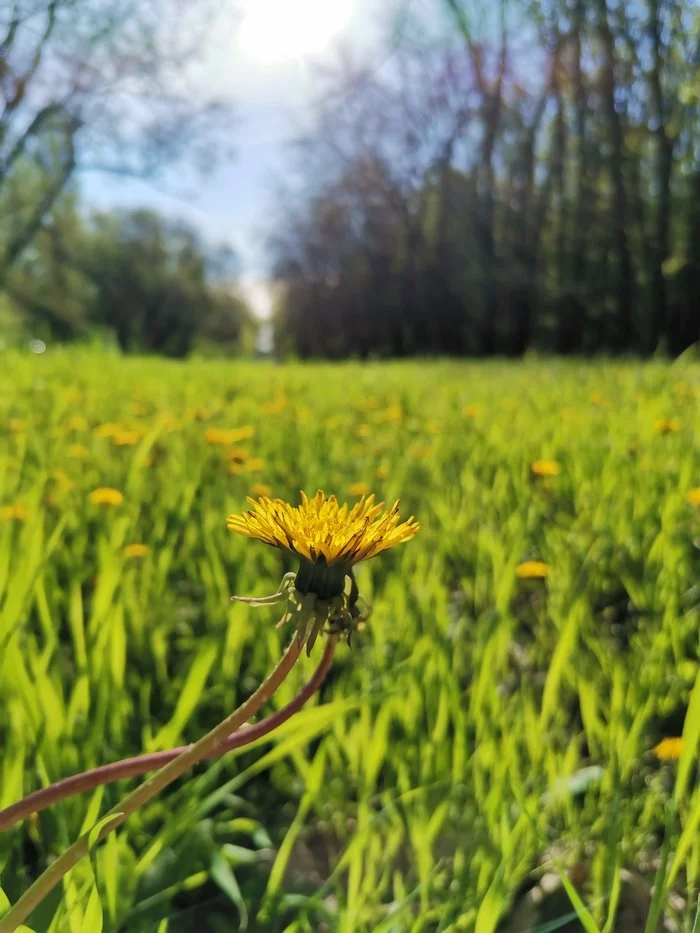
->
[1,350,700,932]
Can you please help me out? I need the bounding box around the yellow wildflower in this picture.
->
[228,491,419,654]
[686,488,700,507]
[652,737,683,761]
[228,490,419,568]
[112,430,142,447]
[516,561,549,579]
[653,418,681,435]
[68,444,90,459]
[205,426,255,446]
[89,487,124,507]
[262,395,288,414]
[348,481,371,497]
[8,418,26,432]
[124,543,149,559]
[65,416,88,432]
[531,459,561,477]
[250,483,272,498]
[246,458,265,473]
[95,422,125,439]
[461,404,481,419]
[0,504,27,522]
[356,423,371,438]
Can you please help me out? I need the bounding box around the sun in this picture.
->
[238,0,354,66]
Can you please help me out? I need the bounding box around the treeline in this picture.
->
[270,0,700,358]
[3,194,255,356]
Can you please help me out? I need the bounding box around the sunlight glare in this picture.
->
[239,0,354,65]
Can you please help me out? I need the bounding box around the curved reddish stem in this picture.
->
[0,639,335,833]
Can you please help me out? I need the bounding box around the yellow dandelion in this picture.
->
[262,395,288,414]
[246,458,265,473]
[228,490,419,569]
[686,488,700,507]
[65,416,88,432]
[0,504,27,522]
[516,561,549,579]
[654,418,681,435]
[124,543,149,559]
[348,481,371,497]
[381,404,403,424]
[461,404,481,419]
[112,430,142,447]
[67,443,90,459]
[250,483,272,498]
[531,459,561,477]
[356,423,371,438]
[652,737,683,761]
[89,487,124,507]
[95,422,125,439]
[205,426,255,446]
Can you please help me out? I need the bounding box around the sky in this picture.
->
[79,0,390,318]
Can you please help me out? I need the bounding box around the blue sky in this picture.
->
[78,0,388,317]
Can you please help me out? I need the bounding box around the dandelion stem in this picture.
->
[0,638,336,833]
[0,634,314,933]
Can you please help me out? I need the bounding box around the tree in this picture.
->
[0,0,232,280]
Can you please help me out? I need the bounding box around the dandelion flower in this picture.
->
[461,404,481,419]
[124,543,148,559]
[0,504,27,522]
[205,426,255,446]
[250,483,272,498]
[113,429,143,446]
[652,737,683,761]
[95,422,125,439]
[227,491,419,654]
[89,487,124,507]
[516,561,549,579]
[356,423,371,438]
[531,460,561,477]
[348,481,371,497]
[262,396,288,414]
[68,444,90,459]
[654,418,681,435]
[65,416,88,432]
[685,488,700,507]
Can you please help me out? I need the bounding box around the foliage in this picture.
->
[3,206,255,356]
[1,351,700,930]
[270,0,700,358]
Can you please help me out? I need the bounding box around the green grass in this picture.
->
[1,350,700,932]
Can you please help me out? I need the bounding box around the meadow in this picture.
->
[1,349,700,933]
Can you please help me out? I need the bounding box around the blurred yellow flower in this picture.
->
[67,444,90,459]
[8,418,26,432]
[65,416,88,432]
[95,422,125,439]
[113,429,143,447]
[262,395,288,414]
[89,487,124,507]
[516,561,549,579]
[0,504,27,522]
[531,459,561,477]
[461,404,481,419]
[205,426,255,446]
[356,423,371,438]
[348,481,371,497]
[250,483,272,497]
[124,543,149,559]
[50,470,74,493]
[360,396,380,411]
[246,457,265,473]
[654,418,681,435]
[227,446,252,463]
[686,488,700,506]
[652,737,683,761]
[381,404,403,424]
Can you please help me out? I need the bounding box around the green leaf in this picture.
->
[553,865,599,933]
